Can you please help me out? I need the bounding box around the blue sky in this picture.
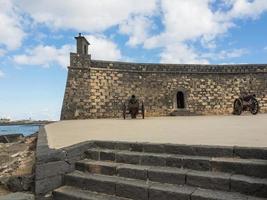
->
[0,0,267,120]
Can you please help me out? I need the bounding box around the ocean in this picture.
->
[0,125,40,136]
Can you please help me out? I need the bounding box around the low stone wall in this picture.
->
[35,127,96,199]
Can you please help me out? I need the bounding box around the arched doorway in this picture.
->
[176,91,185,109]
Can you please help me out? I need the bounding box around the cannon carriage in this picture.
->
[233,94,259,115]
[122,95,145,119]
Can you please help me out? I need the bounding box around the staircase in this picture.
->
[52,141,267,200]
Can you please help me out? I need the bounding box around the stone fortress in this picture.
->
[61,34,267,119]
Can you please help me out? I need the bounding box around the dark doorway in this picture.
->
[176,91,185,109]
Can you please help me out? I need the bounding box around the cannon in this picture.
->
[122,95,145,119]
[233,94,259,115]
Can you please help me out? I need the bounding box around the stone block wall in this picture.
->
[61,54,267,119]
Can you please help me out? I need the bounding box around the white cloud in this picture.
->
[203,48,249,60]
[144,0,232,49]
[119,15,154,47]
[222,0,267,20]
[0,0,25,50]
[144,0,267,64]
[13,44,74,68]
[0,70,4,78]
[85,35,122,61]
[14,0,157,32]
[160,43,209,64]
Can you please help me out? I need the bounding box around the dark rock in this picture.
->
[6,175,34,192]
[0,134,24,144]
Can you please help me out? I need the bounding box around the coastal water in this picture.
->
[0,125,40,136]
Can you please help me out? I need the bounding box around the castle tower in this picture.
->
[75,33,90,55]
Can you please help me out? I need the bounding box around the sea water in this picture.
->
[0,125,40,136]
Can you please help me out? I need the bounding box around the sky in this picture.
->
[0,0,267,120]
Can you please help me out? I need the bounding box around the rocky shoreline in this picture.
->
[0,133,37,199]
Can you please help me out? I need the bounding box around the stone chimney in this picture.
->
[75,33,90,55]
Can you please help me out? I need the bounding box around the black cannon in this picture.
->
[233,94,259,115]
[122,95,145,119]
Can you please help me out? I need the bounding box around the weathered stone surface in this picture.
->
[234,147,267,160]
[0,192,34,200]
[183,156,211,171]
[117,165,148,180]
[149,183,194,200]
[100,150,116,161]
[116,152,140,165]
[85,149,99,160]
[143,144,165,153]
[35,175,63,195]
[231,174,267,197]
[211,158,267,178]
[64,172,116,195]
[116,180,148,200]
[166,156,183,168]
[76,160,118,175]
[36,161,72,180]
[191,188,247,200]
[53,185,130,200]
[148,167,186,185]
[186,171,230,191]
[140,154,166,166]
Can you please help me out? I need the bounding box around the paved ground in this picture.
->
[45,114,267,149]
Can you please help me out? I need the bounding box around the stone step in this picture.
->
[93,141,267,159]
[53,185,132,200]
[76,159,267,198]
[63,170,266,200]
[85,148,267,178]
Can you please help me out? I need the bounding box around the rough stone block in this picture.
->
[65,173,116,195]
[166,156,183,168]
[231,174,267,197]
[211,158,267,178]
[143,143,165,153]
[149,183,194,200]
[140,154,166,166]
[191,188,247,200]
[95,141,116,149]
[116,153,140,164]
[117,165,148,180]
[35,175,63,195]
[234,147,267,160]
[100,150,115,161]
[148,167,186,185]
[85,149,99,160]
[36,161,72,180]
[183,156,211,171]
[186,171,230,191]
[116,180,148,200]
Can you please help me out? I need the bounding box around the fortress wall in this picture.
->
[61,55,267,119]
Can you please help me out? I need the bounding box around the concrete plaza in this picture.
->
[45,114,267,149]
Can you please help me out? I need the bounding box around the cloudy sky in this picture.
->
[0,0,267,120]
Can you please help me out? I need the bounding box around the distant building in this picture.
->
[61,34,267,119]
[0,118,11,123]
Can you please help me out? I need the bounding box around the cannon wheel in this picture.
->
[123,103,126,119]
[141,103,145,119]
[250,97,259,115]
[233,98,243,115]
